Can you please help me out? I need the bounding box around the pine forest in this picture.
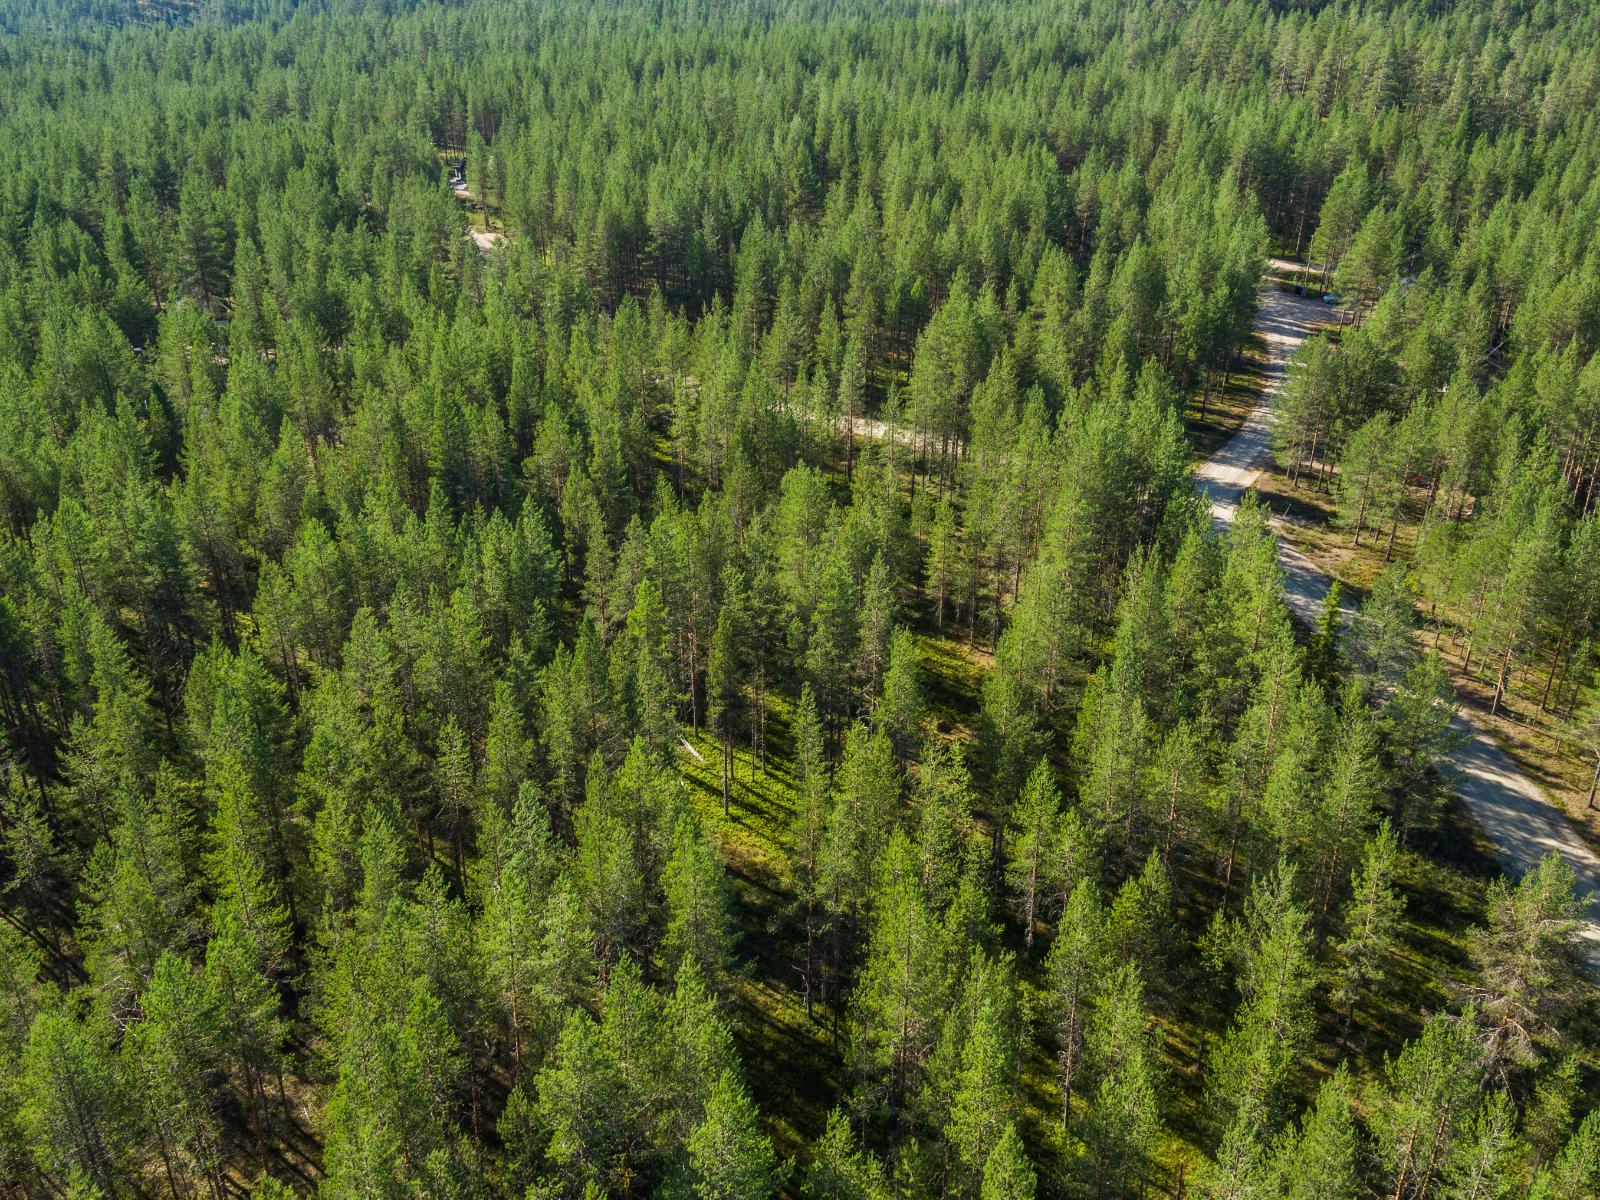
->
[2,0,1600,1197]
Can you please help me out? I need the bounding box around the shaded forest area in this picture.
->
[2,0,1600,1197]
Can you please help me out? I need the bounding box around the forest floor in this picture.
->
[1226,260,1600,968]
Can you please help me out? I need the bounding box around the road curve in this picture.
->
[1202,264,1600,964]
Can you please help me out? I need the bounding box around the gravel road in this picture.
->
[1200,265,1600,964]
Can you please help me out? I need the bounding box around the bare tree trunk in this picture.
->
[1491,643,1515,717]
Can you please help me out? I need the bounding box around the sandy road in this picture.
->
[1200,264,1600,964]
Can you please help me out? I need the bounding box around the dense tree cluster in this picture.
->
[1,0,1598,1197]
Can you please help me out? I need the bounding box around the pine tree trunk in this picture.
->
[803,898,815,1020]
[1219,813,1241,918]
[154,1116,181,1200]
[720,732,730,818]
[845,386,854,485]
[1540,599,1575,711]
[1024,857,1038,950]
[451,801,466,895]
[1491,643,1514,717]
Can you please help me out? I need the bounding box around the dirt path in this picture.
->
[1203,263,1600,964]
[452,178,505,253]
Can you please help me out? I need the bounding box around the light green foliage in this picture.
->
[979,1124,1037,1200]
[662,813,737,984]
[1329,823,1406,1039]
[684,1070,787,1200]
[1204,864,1317,1136]
[1044,879,1109,1128]
[20,995,131,1193]
[1369,1012,1482,1200]
[1466,852,1583,1080]
[850,831,945,1114]
[802,1110,892,1200]
[1273,1070,1359,1200]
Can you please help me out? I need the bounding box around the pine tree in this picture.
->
[19,995,131,1194]
[1148,720,1205,871]
[802,1109,890,1200]
[820,723,901,1039]
[979,1123,1037,1200]
[1330,823,1405,1044]
[125,953,226,1197]
[856,554,895,710]
[1370,1011,1481,1200]
[980,669,1046,815]
[78,785,199,1020]
[479,793,568,1069]
[1523,1057,1582,1170]
[684,1070,786,1200]
[1005,760,1059,949]
[1534,1110,1600,1200]
[876,627,923,767]
[0,922,44,1182]
[1204,863,1317,1136]
[945,999,1017,1191]
[790,685,830,1020]
[539,959,668,1195]
[707,604,740,816]
[1563,686,1600,812]
[1107,850,1175,982]
[1077,963,1161,1200]
[662,814,736,985]
[435,715,475,892]
[203,911,288,1172]
[1439,1091,1517,1200]
[851,831,943,1115]
[1076,673,1153,864]
[1272,1069,1359,1200]
[619,578,681,759]
[1381,652,1462,840]
[1466,852,1582,1080]
[1043,880,1107,1129]
[1314,688,1383,917]
[926,498,960,631]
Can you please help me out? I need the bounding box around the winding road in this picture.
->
[1203,262,1600,964]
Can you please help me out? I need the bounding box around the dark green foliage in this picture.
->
[0,0,1598,1195]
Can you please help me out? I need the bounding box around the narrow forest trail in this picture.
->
[1206,261,1600,966]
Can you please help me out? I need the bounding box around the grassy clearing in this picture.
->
[676,709,835,1161]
